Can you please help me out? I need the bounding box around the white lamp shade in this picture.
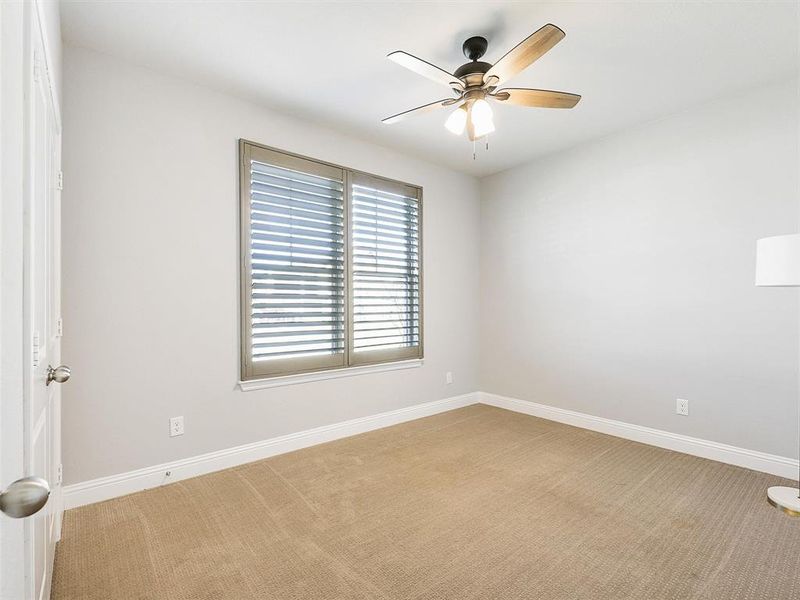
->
[444,106,467,135]
[755,234,800,287]
[470,99,495,138]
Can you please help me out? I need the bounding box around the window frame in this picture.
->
[239,139,424,382]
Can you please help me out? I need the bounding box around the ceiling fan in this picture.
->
[382,24,581,141]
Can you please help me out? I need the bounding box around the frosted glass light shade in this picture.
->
[470,99,495,138]
[473,116,495,138]
[755,234,800,287]
[444,106,467,135]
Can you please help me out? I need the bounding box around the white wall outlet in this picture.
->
[169,416,184,437]
[445,371,453,385]
[676,398,689,416]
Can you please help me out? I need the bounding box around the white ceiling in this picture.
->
[60,1,798,177]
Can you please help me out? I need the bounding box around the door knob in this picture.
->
[0,477,50,518]
[46,364,71,386]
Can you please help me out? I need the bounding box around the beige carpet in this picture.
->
[52,405,800,599]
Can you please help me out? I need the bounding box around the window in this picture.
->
[239,140,423,380]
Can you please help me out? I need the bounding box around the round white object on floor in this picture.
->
[767,486,800,517]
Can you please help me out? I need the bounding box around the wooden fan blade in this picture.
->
[494,88,581,109]
[381,99,452,124]
[388,51,463,89]
[484,24,565,85]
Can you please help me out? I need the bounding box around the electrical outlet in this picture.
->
[169,416,184,437]
[676,398,689,416]
[445,371,453,385]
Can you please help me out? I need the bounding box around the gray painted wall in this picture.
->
[62,44,800,487]
[61,47,481,485]
[479,79,800,458]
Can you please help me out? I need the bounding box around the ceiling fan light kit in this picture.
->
[469,98,495,138]
[444,104,468,135]
[382,23,581,151]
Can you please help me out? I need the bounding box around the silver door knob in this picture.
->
[0,476,50,518]
[46,364,71,386]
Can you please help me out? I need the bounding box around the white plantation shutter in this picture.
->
[349,173,422,365]
[241,145,346,378]
[240,141,423,380]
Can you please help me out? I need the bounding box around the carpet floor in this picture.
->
[52,404,800,599]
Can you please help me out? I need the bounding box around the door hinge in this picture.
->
[32,50,41,83]
[57,464,63,486]
[56,317,63,337]
[32,331,40,367]
[57,170,63,191]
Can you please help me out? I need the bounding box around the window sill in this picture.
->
[238,359,424,391]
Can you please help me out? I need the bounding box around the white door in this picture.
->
[28,13,64,599]
[0,2,64,599]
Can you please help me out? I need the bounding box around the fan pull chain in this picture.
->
[472,139,476,160]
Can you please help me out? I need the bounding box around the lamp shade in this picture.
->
[755,234,800,287]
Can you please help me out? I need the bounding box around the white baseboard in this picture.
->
[63,392,479,509]
[480,392,798,479]
[65,390,797,510]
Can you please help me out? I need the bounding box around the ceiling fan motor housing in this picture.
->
[454,61,491,80]
[455,36,491,85]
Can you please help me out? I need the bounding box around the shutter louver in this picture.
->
[247,156,346,372]
[351,178,421,359]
